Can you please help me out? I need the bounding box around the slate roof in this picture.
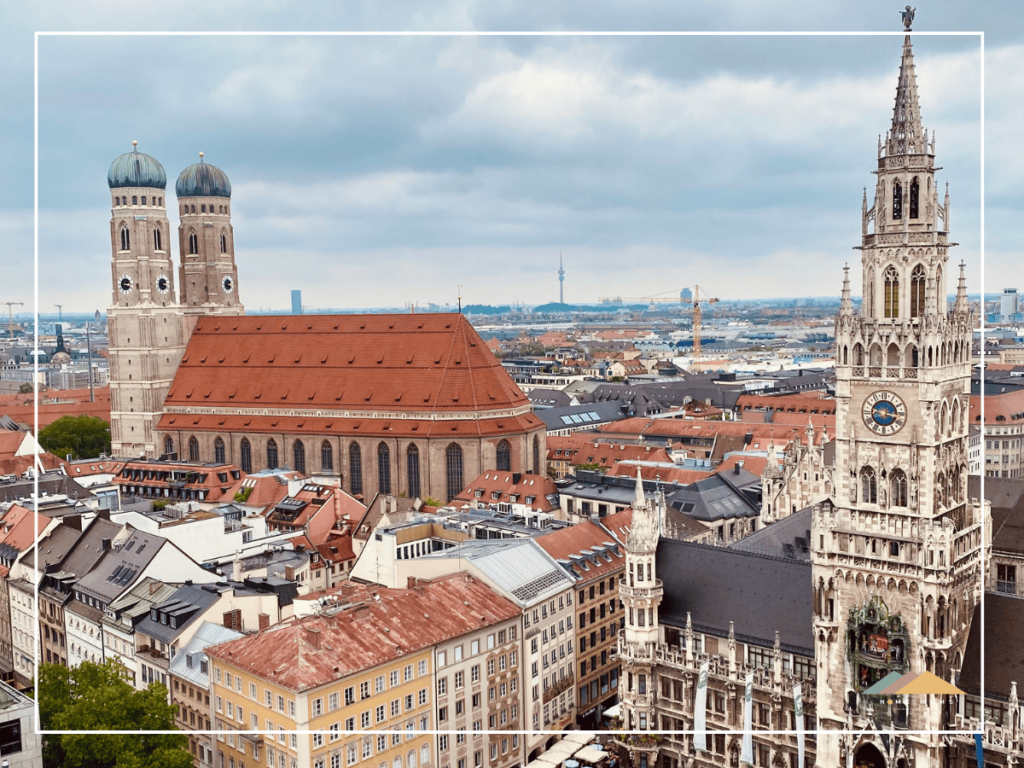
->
[39,518,122,602]
[74,529,166,603]
[730,507,813,561]
[135,583,228,644]
[971,476,1024,555]
[665,471,761,522]
[537,402,629,431]
[169,621,244,688]
[658,538,813,655]
[0,473,95,504]
[958,594,1024,700]
[163,313,530,416]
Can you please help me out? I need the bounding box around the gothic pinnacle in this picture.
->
[840,264,852,315]
[889,31,925,156]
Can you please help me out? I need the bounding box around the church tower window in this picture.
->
[890,470,908,507]
[201,204,206,213]
[446,443,464,503]
[164,436,174,457]
[910,265,926,317]
[266,439,278,470]
[532,435,541,475]
[220,234,227,253]
[154,228,162,251]
[188,231,198,255]
[214,436,226,464]
[120,227,130,251]
[240,438,252,474]
[496,440,511,472]
[884,266,899,318]
[132,196,138,205]
[141,196,146,205]
[190,204,196,213]
[320,440,333,471]
[350,443,363,496]
[407,445,421,500]
[861,467,877,504]
[188,436,199,462]
[892,180,902,219]
[909,178,919,218]
[378,443,391,495]
[293,440,305,475]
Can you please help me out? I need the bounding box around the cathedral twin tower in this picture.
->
[106,143,244,457]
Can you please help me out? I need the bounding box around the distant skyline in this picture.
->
[1,3,1019,313]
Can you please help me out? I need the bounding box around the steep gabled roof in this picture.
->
[164,313,528,415]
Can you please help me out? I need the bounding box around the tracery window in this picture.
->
[120,227,130,251]
[321,441,333,471]
[266,439,278,470]
[861,467,877,504]
[446,443,464,503]
[892,180,903,220]
[884,266,899,318]
[533,436,541,475]
[164,436,174,457]
[350,443,363,496]
[188,231,198,255]
[293,441,305,475]
[909,178,919,219]
[188,436,199,462]
[910,265,926,317]
[406,445,421,499]
[378,442,391,495]
[214,437,226,464]
[496,440,511,472]
[220,234,227,253]
[890,470,908,507]
[154,227,162,251]
[240,438,252,474]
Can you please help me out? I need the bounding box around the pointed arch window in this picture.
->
[890,470,908,507]
[240,438,252,474]
[220,233,227,253]
[407,444,421,499]
[884,266,899,318]
[293,441,305,475]
[120,227,130,251]
[496,440,511,472]
[320,440,333,471]
[892,180,903,220]
[378,442,391,495]
[266,439,278,470]
[910,265,926,317]
[163,436,174,457]
[533,435,541,475]
[188,436,199,462]
[909,178,919,219]
[214,436,226,464]
[446,443,464,503]
[350,443,363,497]
[153,227,162,251]
[860,467,877,504]
[188,231,198,255]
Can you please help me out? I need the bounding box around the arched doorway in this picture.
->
[854,742,887,768]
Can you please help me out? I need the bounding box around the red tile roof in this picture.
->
[535,520,625,581]
[158,411,543,439]
[970,390,1024,426]
[206,572,520,691]
[115,459,244,502]
[164,313,529,416]
[736,393,836,414]
[0,392,111,432]
[716,455,769,477]
[453,471,558,513]
[605,463,712,485]
[0,504,50,552]
[598,508,633,543]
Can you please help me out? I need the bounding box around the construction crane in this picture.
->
[54,304,62,323]
[691,286,719,372]
[3,302,24,341]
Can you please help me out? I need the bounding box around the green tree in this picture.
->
[38,659,193,768]
[37,415,111,460]
[18,383,33,394]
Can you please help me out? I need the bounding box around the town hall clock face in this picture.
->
[118,274,133,294]
[862,391,908,436]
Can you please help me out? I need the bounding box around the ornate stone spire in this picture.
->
[955,261,969,313]
[627,467,659,552]
[840,264,852,315]
[888,33,927,156]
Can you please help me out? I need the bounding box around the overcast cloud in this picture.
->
[1,1,1020,313]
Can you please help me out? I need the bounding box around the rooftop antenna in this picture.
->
[457,284,463,314]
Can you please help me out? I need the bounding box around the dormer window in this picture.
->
[151,608,158,622]
[186,655,193,669]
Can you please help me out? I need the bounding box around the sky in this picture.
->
[2,1,1021,314]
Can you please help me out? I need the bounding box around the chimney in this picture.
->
[258,613,270,631]
[305,626,322,650]
[149,581,161,595]
[232,550,242,582]
[733,463,740,475]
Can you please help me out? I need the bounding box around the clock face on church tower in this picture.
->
[861,391,908,436]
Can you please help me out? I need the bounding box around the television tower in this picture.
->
[558,252,565,304]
